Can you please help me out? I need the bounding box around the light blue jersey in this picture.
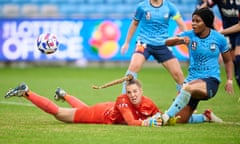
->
[179,30,229,82]
[134,0,181,46]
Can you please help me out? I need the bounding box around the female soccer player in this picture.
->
[120,0,187,93]
[4,79,163,127]
[161,7,234,124]
[199,0,240,88]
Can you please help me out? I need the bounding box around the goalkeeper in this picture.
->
[4,79,163,127]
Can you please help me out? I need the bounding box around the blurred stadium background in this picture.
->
[0,0,197,19]
[0,0,221,67]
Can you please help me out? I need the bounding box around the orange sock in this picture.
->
[25,91,59,115]
[64,95,89,108]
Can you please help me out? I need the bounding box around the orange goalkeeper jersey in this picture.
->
[73,94,160,126]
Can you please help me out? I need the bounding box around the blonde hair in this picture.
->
[126,79,142,88]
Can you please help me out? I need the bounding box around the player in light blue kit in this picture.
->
[121,0,186,94]
[199,0,240,89]
[161,7,234,124]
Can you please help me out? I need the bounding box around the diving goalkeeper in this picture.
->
[4,78,163,127]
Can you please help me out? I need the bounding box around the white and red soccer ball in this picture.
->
[37,33,59,54]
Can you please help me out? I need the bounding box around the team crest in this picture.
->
[145,11,151,20]
[210,43,216,51]
[191,41,197,50]
[164,13,169,19]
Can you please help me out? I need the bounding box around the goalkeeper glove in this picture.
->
[141,113,163,127]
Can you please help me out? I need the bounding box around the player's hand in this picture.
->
[165,37,189,46]
[120,43,129,55]
[182,37,190,45]
[151,112,162,119]
[141,113,163,127]
[225,80,234,95]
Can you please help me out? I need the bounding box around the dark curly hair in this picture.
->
[192,7,215,29]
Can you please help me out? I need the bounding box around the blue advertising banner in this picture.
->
[0,18,206,62]
[0,19,136,62]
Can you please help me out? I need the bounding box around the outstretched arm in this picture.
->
[116,96,162,127]
[222,51,234,94]
[175,16,187,32]
[120,110,162,127]
[120,110,142,126]
[165,36,190,46]
[220,22,240,35]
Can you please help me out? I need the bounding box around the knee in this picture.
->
[54,108,75,123]
[174,70,184,78]
[170,70,184,83]
[182,83,191,92]
[54,114,73,123]
[128,64,142,72]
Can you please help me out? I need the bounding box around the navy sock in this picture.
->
[234,55,240,88]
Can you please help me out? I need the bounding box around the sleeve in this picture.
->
[218,33,229,53]
[176,31,189,37]
[139,97,161,115]
[133,4,144,21]
[168,2,181,20]
[115,96,142,126]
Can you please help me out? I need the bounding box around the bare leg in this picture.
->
[162,58,185,85]
[176,105,194,123]
[54,108,76,123]
[128,53,146,72]
[122,53,145,93]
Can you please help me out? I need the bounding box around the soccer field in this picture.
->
[0,66,239,144]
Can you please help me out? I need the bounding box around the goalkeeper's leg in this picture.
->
[4,82,78,123]
[18,89,77,123]
[55,87,89,108]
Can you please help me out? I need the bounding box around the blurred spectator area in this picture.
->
[0,0,197,19]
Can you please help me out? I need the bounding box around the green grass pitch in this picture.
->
[0,66,239,144]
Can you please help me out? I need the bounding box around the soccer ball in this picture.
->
[37,33,59,54]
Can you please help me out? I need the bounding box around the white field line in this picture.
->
[222,121,240,126]
[0,101,34,107]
